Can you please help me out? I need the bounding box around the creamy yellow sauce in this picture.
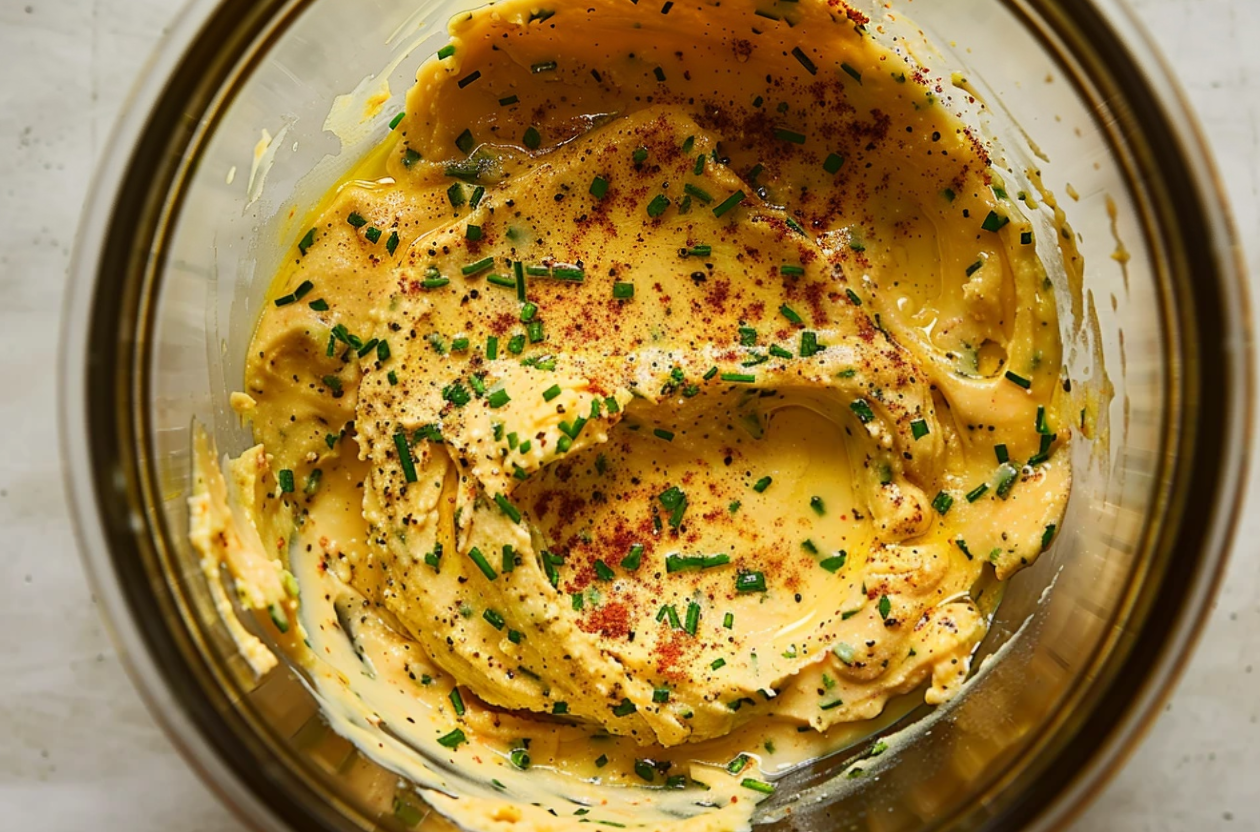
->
[191,0,1075,828]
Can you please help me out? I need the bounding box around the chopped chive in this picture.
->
[653,66,666,82]
[850,399,875,424]
[515,261,527,301]
[447,182,465,207]
[996,463,1018,498]
[510,747,531,770]
[780,304,804,324]
[995,443,1010,464]
[394,433,418,482]
[437,728,466,748]
[966,260,984,277]
[647,194,671,218]
[877,595,891,619]
[633,146,648,164]
[723,612,734,628]
[653,428,674,441]
[455,128,475,155]
[736,571,767,593]
[297,228,316,256]
[502,545,516,573]
[703,366,718,381]
[652,687,670,703]
[840,63,862,83]
[1005,371,1032,389]
[347,212,368,229]
[277,469,295,494]
[467,547,497,580]
[494,493,522,523]
[308,298,329,311]
[273,293,297,307]
[910,419,929,440]
[800,331,820,357]
[387,370,398,385]
[741,778,775,795]
[389,111,405,129]
[594,559,615,581]
[1036,405,1051,434]
[774,127,806,144]
[483,609,505,630]
[438,44,456,59]
[483,336,498,360]
[721,372,756,383]
[590,175,609,199]
[450,338,469,352]
[966,483,989,502]
[507,333,525,354]
[461,257,494,276]
[682,244,712,257]
[595,754,609,768]
[487,388,511,408]
[684,183,713,204]
[982,211,1010,232]
[356,337,380,358]
[823,152,845,174]
[780,265,805,277]
[1041,524,1057,551]
[469,186,485,208]
[523,126,541,150]
[421,277,449,289]
[819,552,847,572]
[520,301,538,323]
[449,687,466,716]
[694,154,706,175]
[685,601,701,635]
[769,344,793,359]
[752,476,772,493]
[713,190,745,218]
[466,224,483,241]
[553,701,568,714]
[786,217,807,235]
[612,698,637,717]
[665,554,730,573]
[1021,231,1034,245]
[527,320,544,342]
[541,384,562,402]
[613,282,634,299]
[809,496,825,516]
[621,544,644,570]
[487,273,515,289]
[402,147,422,168]
[711,658,726,671]
[552,266,584,281]
[791,45,817,74]
[634,760,656,783]
[531,60,557,73]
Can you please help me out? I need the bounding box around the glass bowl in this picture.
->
[60,0,1250,829]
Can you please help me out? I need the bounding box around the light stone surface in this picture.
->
[0,0,1255,829]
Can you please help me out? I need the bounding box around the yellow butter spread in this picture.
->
[192,0,1072,827]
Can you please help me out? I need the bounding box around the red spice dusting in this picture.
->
[654,633,689,681]
[579,601,631,639]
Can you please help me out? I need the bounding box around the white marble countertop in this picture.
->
[1,0,1256,828]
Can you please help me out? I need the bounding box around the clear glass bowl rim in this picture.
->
[58,0,1252,830]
